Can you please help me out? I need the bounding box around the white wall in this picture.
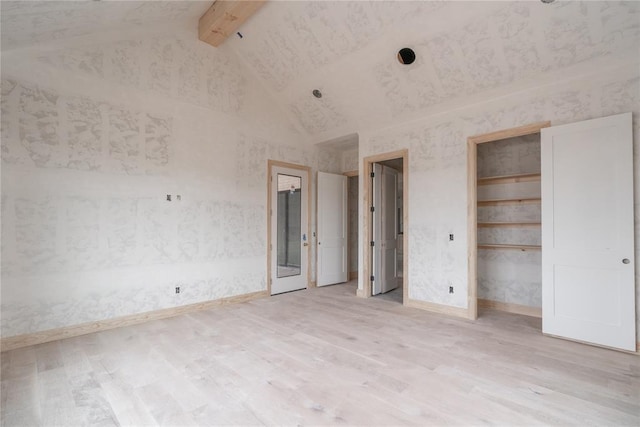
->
[0,29,340,338]
[357,62,640,338]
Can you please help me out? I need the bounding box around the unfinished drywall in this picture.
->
[477,135,541,308]
[357,62,640,339]
[0,29,340,338]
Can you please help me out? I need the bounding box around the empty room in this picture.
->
[1,0,639,425]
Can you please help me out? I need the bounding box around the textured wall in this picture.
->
[477,135,542,308]
[341,148,359,173]
[357,64,640,339]
[0,31,339,338]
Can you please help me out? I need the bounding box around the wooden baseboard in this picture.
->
[478,298,542,318]
[1,290,269,352]
[404,298,470,319]
[348,271,358,281]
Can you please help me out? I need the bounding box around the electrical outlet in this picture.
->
[167,194,172,202]
[176,195,181,201]
[449,233,454,241]
[175,286,180,294]
[449,286,454,294]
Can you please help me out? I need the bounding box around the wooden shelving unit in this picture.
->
[478,244,541,251]
[477,197,541,207]
[477,173,541,186]
[477,172,541,250]
[478,222,541,228]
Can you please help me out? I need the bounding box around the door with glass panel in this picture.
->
[271,166,309,295]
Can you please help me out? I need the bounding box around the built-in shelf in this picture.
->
[477,172,541,186]
[478,244,541,251]
[478,222,541,228]
[477,197,541,207]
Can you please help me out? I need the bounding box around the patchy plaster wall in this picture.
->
[0,31,338,338]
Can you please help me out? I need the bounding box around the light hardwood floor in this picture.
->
[2,281,639,426]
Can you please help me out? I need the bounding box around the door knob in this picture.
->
[622,258,630,264]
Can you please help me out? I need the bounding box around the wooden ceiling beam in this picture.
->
[198,0,266,47]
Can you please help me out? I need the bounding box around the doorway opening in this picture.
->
[361,149,408,305]
[467,122,550,319]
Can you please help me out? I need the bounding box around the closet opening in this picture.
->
[467,122,550,320]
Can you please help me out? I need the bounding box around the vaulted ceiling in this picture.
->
[2,1,638,145]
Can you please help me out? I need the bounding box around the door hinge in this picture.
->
[370,241,375,247]
[370,172,375,178]
[370,206,375,212]
[370,275,375,282]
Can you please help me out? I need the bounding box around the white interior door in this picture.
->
[271,166,309,295]
[372,164,383,295]
[381,166,399,293]
[372,164,399,295]
[541,112,635,351]
[317,172,348,286]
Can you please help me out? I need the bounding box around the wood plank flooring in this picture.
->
[2,281,639,426]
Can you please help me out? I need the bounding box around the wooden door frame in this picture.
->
[360,149,408,303]
[467,121,551,320]
[267,160,312,295]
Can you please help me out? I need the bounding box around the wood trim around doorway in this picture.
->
[361,149,408,303]
[467,121,550,320]
[266,160,312,295]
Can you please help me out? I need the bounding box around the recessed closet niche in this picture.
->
[476,133,542,317]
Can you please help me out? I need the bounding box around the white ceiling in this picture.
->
[2,1,639,146]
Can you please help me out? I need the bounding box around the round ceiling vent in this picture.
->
[397,48,416,65]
